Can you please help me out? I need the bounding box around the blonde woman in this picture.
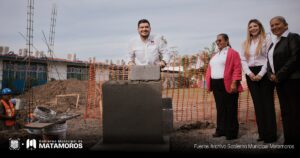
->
[241,19,277,143]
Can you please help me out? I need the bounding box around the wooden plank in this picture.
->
[76,94,79,108]
[56,94,79,97]
[55,93,80,108]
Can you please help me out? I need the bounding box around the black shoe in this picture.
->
[212,133,225,137]
[257,138,264,141]
[226,136,237,140]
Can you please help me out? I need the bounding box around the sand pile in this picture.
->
[18,79,88,112]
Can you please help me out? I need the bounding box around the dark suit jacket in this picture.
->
[267,32,300,82]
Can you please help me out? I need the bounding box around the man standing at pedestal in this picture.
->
[128,19,170,67]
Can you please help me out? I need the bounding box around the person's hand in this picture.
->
[270,74,278,83]
[128,61,136,66]
[230,81,238,93]
[249,73,256,81]
[127,62,135,80]
[128,61,135,72]
[254,75,262,81]
[159,60,166,68]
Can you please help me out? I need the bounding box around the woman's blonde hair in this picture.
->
[243,19,266,60]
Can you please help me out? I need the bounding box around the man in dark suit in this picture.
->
[267,16,300,147]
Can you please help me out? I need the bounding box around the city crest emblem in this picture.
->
[9,138,20,150]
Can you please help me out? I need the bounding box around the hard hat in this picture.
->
[1,88,13,95]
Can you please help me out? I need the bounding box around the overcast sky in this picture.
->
[1,0,300,63]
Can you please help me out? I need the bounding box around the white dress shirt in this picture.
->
[268,30,290,73]
[209,46,229,79]
[240,35,272,77]
[128,34,170,65]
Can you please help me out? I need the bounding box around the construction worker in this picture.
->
[0,88,16,131]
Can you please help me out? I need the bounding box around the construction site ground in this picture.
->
[0,80,292,153]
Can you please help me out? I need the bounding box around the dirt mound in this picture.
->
[18,79,88,112]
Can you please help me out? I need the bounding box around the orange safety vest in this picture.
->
[0,99,15,127]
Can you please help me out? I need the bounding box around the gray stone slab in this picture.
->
[91,136,170,152]
[102,80,163,144]
[129,65,161,81]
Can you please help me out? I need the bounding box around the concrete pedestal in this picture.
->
[95,65,171,152]
[102,80,164,144]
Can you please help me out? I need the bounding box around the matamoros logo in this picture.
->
[9,138,83,150]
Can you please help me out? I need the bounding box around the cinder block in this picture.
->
[129,65,160,81]
[102,80,163,144]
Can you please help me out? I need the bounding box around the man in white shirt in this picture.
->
[128,19,170,67]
